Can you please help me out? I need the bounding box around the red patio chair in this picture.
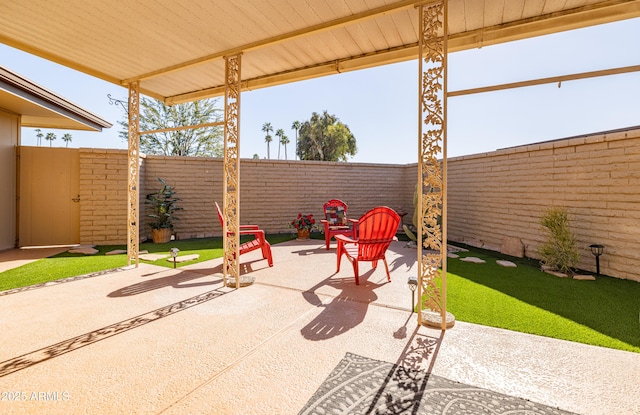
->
[336,206,400,285]
[321,199,358,250]
[215,202,273,267]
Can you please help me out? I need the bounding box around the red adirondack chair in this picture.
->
[335,206,400,285]
[215,202,273,267]
[321,199,358,250]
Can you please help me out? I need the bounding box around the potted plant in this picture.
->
[291,213,315,239]
[145,177,182,243]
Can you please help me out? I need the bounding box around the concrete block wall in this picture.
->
[79,149,130,245]
[447,128,640,281]
[76,128,640,281]
[77,152,414,243]
[140,157,414,239]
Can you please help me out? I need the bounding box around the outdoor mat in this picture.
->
[298,352,576,415]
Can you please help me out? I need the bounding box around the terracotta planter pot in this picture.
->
[297,229,310,239]
[152,228,172,244]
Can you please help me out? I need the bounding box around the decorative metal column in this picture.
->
[126,81,140,267]
[222,54,246,288]
[417,1,454,329]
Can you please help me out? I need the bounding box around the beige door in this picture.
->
[19,147,80,246]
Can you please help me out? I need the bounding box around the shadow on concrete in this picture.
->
[108,265,223,297]
[300,269,388,340]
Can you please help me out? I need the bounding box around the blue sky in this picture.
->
[2,17,639,164]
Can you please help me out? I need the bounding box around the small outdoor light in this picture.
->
[407,276,418,313]
[589,244,604,276]
[170,247,180,269]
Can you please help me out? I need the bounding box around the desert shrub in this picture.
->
[538,207,579,275]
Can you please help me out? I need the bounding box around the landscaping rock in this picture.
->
[167,254,200,263]
[447,253,459,259]
[482,243,501,253]
[105,249,127,255]
[447,244,468,253]
[496,260,517,268]
[465,239,483,249]
[460,257,486,264]
[501,236,524,258]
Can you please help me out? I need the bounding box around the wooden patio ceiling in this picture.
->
[0,0,638,104]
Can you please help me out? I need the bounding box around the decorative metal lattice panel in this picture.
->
[127,81,140,267]
[417,1,449,329]
[223,55,241,287]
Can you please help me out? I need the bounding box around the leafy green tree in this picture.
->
[297,111,357,162]
[45,132,57,147]
[262,122,273,159]
[276,128,289,160]
[62,133,73,148]
[35,128,43,146]
[291,120,301,160]
[118,97,223,157]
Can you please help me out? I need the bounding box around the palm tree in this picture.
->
[276,129,290,160]
[45,132,57,147]
[291,120,301,160]
[62,133,73,148]
[275,128,285,159]
[35,128,44,146]
[262,122,273,159]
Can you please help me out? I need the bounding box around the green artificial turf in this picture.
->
[0,233,301,291]
[444,246,640,353]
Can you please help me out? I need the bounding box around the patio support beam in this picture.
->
[140,121,224,136]
[417,1,454,330]
[222,54,244,288]
[126,81,141,267]
[448,64,640,97]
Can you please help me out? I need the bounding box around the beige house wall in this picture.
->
[74,128,639,282]
[447,128,640,282]
[0,110,18,251]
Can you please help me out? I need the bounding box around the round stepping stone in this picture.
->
[167,254,200,263]
[459,256,486,264]
[573,274,596,281]
[105,249,127,255]
[447,253,459,258]
[139,253,169,261]
[496,260,517,268]
[68,247,99,255]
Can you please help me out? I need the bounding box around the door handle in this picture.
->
[72,194,80,202]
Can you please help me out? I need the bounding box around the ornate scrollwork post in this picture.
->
[417,1,454,329]
[223,54,244,288]
[127,81,140,267]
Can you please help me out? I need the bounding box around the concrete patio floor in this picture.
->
[0,239,638,414]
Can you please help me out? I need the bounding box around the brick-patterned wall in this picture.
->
[79,152,414,243]
[79,149,130,245]
[448,128,640,282]
[76,128,640,282]
[140,157,414,239]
